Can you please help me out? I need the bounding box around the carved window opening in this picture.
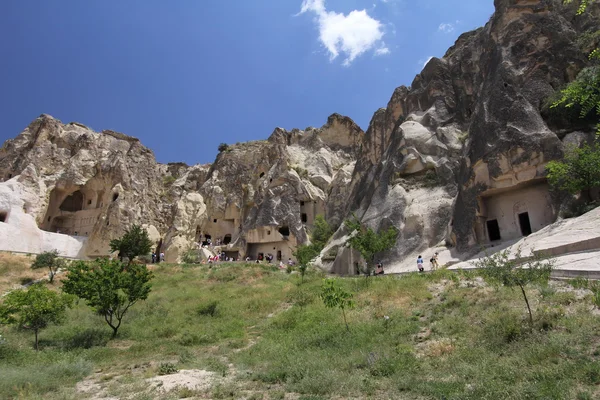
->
[300,201,305,206]
[87,199,92,205]
[213,219,217,223]
[112,193,119,202]
[267,230,271,235]
[0,212,7,223]
[223,234,232,245]
[278,226,290,237]
[277,250,282,261]
[259,172,265,178]
[301,213,308,223]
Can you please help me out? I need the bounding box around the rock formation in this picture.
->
[0,0,598,270]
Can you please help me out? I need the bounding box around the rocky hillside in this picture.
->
[0,0,598,269]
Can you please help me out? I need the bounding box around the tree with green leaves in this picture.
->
[553,0,599,133]
[344,215,398,277]
[546,142,600,201]
[292,215,333,284]
[0,284,73,350]
[320,278,354,331]
[475,249,554,327]
[110,224,153,265]
[31,250,65,283]
[62,258,153,338]
[293,244,318,284]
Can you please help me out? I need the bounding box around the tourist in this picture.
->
[430,252,439,270]
[287,258,294,266]
[160,252,165,262]
[375,261,384,275]
[279,260,285,269]
[417,255,424,272]
[151,252,156,263]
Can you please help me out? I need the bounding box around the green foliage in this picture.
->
[475,249,553,326]
[109,224,153,265]
[62,258,153,338]
[293,244,318,283]
[292,165,309,179]
[564,0,593,15]
[181,246,200,264]
[320,278,354,330]
[31,250,64,283]
[344,214,398,276]
[546,143,600,198]
[311,215,333,249]
[158,362,179,375]
[162,175,176,186]
[551,66,600,133]
[218,143,229,152]
[0,283,73,350]
[293,215,333,283]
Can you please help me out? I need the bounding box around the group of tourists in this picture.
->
[416,252,439,272]
[207,252,235,263]
[151,252,165,263]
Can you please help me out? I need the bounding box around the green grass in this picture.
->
[1,264,600,399]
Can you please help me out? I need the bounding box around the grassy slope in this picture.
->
[1,263,599,399]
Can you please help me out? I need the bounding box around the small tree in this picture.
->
[110,224,153,265]
[320,278,354,331]
[0,284,73,350]
[475,249,554,327]
[546,143,600,201]
[31,250,65,283]
[62,258,153,338]
[345,215,398,277]
[293,244,319,284]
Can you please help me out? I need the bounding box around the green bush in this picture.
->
[158,362,179,375]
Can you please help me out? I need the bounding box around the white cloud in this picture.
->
[438,23,454,33]
[299,0,388,66]
[416,56,433,71]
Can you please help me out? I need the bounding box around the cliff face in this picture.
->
[0,0,598,268]
[0,113,361,262]
[326,0,600,273]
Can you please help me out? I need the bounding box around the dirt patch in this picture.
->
[146,369,215,392]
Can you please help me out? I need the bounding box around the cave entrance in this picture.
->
[59,190,84,212]
[223,234,232,245]
[518,212,532,237]
[486,219,501,242]
[0,212,7,223]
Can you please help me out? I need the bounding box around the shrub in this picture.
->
[182,247,200,264]
[158,362,179,375]
[218,143,229,152]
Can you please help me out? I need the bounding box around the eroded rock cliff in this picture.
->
[0,0,598,270]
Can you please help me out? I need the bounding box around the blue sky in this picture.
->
[0,0,494,165]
